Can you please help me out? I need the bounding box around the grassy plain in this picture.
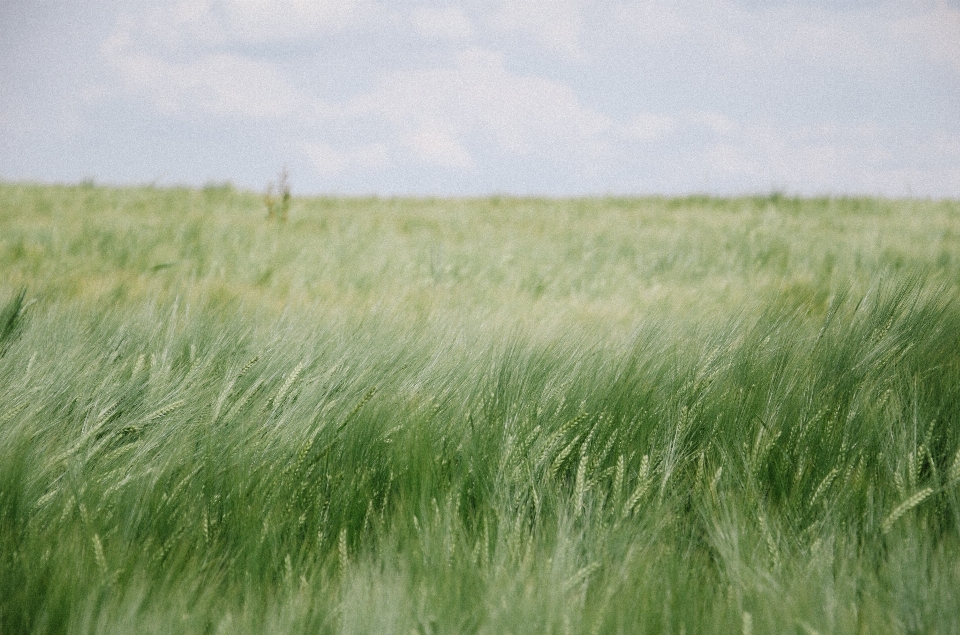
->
[1,182,960,634]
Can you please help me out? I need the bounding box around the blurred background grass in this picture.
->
[4,183,958,333]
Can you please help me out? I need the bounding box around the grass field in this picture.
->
[2,182,960,634]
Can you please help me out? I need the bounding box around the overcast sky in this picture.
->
[1,0,958,197]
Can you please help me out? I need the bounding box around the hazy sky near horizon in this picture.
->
[2,0,959,197]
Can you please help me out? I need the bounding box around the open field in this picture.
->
[2,183,960,634]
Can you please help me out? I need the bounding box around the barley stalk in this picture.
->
[34,484,62,510]
[96,400,120,424]
[809,467,839,509]
[338,527,349,572]
[155,525,186,565]
[758,513,780,569]
[223,377,265,421]
[499,433,516,475]
[338,387,377,431]
[574,447,589,514]
[144,399,184,423]
[550,434,581,478]
[582,416,600,456]
[25,351,36,377]
[595,429,618,470]
[238,354,260,378]
[710,465,724,497]
[274,360,305,408]
[622,454,651,518]
[509,424,541,479]
[893,470,905,497]
[164,466,202,506]
[0,396,31,425]
[612,454,624,504]
[563,561,600,592]
[92,534,108,575]
[948,446,960,485]
[537,411,588,469]
[882,487,934,533]
[908,449,918,490]
[131,353,145,377]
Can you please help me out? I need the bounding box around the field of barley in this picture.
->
[2,182,960,634]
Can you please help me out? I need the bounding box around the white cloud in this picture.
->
[613,0,960,79]
[413,6,474,41]
[689,111,736,136]
[626,112,676,140]
[624,111,736,142]
[406,127,474,169]
[217,0,371,37]
[73,0,960,195]
[697,121,960,195]
[347,49,611,158]
[102,27,315,118]
[613,3,690,43]
[489,0,584,58]
[100,6,612,179]
[302,141,390,177]
[153,0,378,47]
[890,3,960,75]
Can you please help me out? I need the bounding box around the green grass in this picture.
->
[2,182,960,633]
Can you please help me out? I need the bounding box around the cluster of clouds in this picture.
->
[3,0,959,195]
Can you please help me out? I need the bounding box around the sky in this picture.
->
[1,0,959,197]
